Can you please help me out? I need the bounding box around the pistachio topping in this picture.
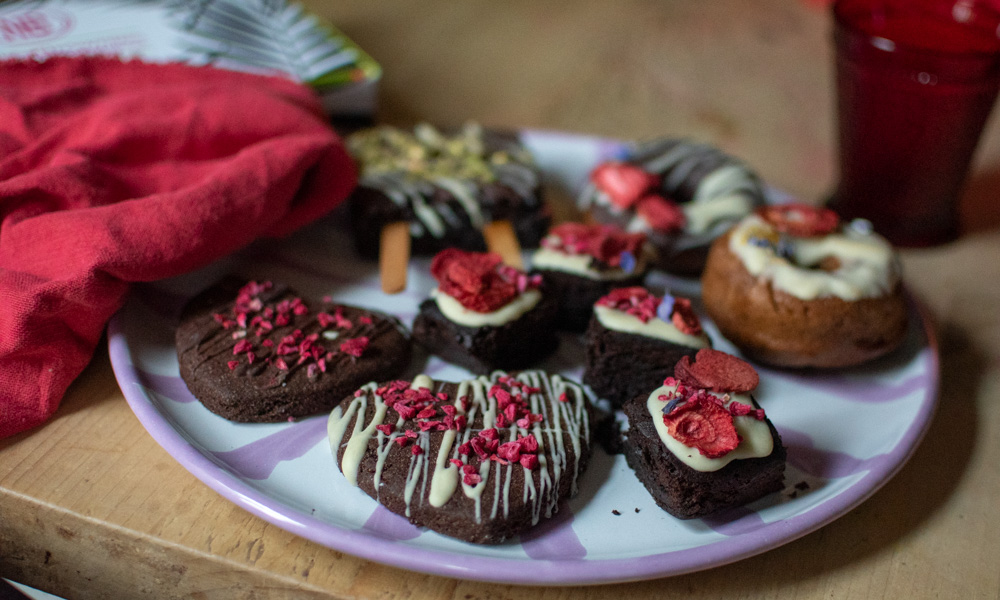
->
[348,122,530,183]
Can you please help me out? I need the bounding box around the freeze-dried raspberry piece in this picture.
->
[595,286,659,323]
[430,248,519,312]
[674,349,758,393]
[669,297,702,336]
[339,337,370,358]
[758,203,839,237]
[590,162,660,209]
[636,194,686,233]
[544,222,646,269]
[728,401,766,421]
[663,395,740,458]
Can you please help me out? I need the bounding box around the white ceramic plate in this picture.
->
[108,131,938,585]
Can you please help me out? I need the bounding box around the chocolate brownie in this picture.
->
[327,370,595,544]
[412,249,558,374]
[582,287,710,407]
[530,223,650,331]
[347,122,550,258]
[578,138,764,276]
[176,278,411,422]
[622,350,786,519]
[412,296,558,374]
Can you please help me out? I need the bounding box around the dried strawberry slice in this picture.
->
[758,203,839,237]
[590,162,660,209]
[430,248,519,312]
[636,194,686,233]
[663,394,740,458]
[674,348,759,393]
[669,297,703,336]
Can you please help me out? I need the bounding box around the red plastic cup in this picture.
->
[829,0,1000,247]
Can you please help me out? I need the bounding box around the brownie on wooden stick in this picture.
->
[347,122,549,292]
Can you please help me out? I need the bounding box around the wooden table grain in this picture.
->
[3,1,1000,598]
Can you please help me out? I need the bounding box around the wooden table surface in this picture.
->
[3,1,1000,598]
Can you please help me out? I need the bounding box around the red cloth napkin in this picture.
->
[0,57,357,439]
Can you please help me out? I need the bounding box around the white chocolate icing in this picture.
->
[328,371,592,528]
[646,383,773,472]
[594,305,710,348]
[432,287,542,327]
[530,244,646,281]
[729,214,899,301]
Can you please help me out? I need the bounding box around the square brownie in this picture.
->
[621,351,786,519]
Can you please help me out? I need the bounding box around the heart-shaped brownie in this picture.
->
[328,370,594,544]
[176,278,412,422]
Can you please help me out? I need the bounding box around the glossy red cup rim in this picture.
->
[833,0,1000,57]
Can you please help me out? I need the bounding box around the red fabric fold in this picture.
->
[0,57,357,438]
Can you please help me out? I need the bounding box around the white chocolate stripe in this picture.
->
[327,371,591,527]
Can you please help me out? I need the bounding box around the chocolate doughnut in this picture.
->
[578,138,765,275]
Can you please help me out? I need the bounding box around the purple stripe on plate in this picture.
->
[519,502,586,560]
[210,418,329,480]
[361,505,423,541]
[782,427,892,479]
[137,370,197,404]
[762,369,931,404]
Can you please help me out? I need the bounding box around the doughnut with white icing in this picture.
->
[701,205,908,368]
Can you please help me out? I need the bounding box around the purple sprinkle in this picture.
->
[662,397,681,415]
[849,218,874,235]
[776,235,795,259]
[656,294,675,322]
[619,251,636,273]
[748,236,772,249]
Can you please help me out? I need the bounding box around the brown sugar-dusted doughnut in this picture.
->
[701,205,908,369]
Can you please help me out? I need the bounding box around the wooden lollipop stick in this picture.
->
[483,220,523,269]
[379,222,411,294]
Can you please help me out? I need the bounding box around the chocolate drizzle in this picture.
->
[175,278,412,422]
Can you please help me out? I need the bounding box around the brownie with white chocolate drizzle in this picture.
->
[348,122,549,258]
[327,370,594,544]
